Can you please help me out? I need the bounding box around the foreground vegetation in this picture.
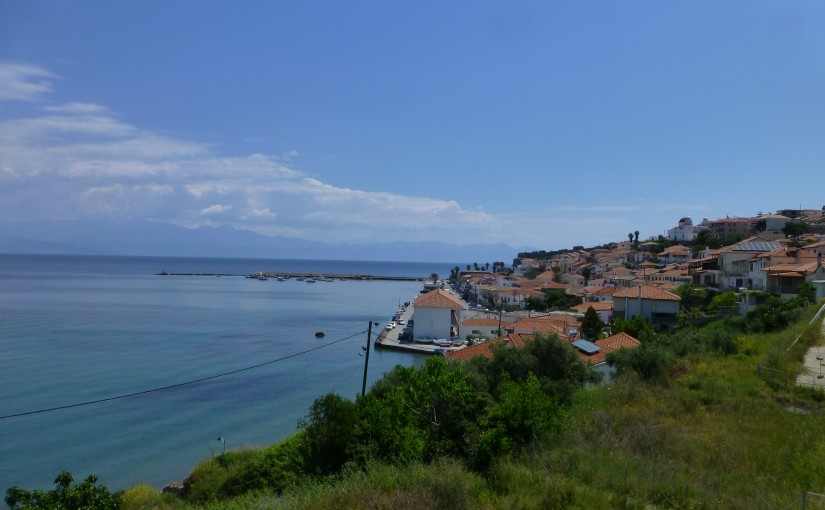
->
[8,295,825,510]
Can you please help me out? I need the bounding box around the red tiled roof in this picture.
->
[613,285,681,301]
[572,302,614,312]
[413,289,467,309]
[446,333,534,361]
[461,317,514,328]
[576,332,641,365]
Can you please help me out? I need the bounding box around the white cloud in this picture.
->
[0,62,677,249]
[0,63,55,101]
[200,204,232,216]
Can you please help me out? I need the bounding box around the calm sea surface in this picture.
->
[0,254,456,494]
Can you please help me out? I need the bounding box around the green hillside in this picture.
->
[9,298,825,510]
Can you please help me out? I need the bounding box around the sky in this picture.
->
[1,1,824,253]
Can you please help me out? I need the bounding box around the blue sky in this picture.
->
[1,2,824,252]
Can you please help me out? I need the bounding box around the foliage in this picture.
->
[524,295,546,313]
[707,291,738,312]
[610,316,656,342]
[5,472,120,510]
[86,296,825,509]
[580,306,603,339]
[606,341,673,381]
[541,288,577,310]
[298,393,358,476]
[798,281,816,304]
[782,220,808,238]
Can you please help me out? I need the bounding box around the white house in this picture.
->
[667,217,703,242]
[412,289,467,343]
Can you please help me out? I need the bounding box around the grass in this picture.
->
[121,304,825,510]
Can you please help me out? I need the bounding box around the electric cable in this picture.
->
[0,329,367,420]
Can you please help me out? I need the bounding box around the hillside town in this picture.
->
[393,208,825,373]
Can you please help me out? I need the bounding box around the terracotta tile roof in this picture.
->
[588,286,618,297]
[413,288,467,309]
[659,245,691,255]
[576,332,641,365]
[461,317,514,328]
[446,333,533,361]
[536,270,558,281]
[572,302,614,312]
[510,318,567,336]
[763,262,820,275]
[495,287,544,297]
[613,284,681,301]
[537,281,569,290]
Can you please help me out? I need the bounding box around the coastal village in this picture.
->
[379,208,825,377]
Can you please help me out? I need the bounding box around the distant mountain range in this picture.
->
[0,220,522,264]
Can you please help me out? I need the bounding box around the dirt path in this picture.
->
[795,317,825,390]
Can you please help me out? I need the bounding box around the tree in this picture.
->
[580,306,604,339]
[5,471,120,510]
[581,267,592,286]
[798,281,816,304]
[782,221,808,239]
[298,393,358,475]
[634,230,640,243]
[610,316,655,342]
[694,228,718,249]
[430,273,439,284]
[525,296,547,314]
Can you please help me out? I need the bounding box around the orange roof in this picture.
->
[572,302,614,312]
[613,285,681,301]
[576,332,641,365]
[413,288,467,309]
[446,333,533,361]
[461,317,515,328]
[763,262,820,275]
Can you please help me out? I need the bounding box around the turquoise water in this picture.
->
[0,255,452,494]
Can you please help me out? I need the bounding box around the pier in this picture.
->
[155,271,423,281]
[374,302,466,356]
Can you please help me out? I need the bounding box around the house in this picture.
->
[657,245,692,265]
[709,217,754,241]
[763,254,825,297]
[715,238,783,291]
[571,301,613,323]
[458,316,514,341]
[411,288,467,343]
[759,214,792,234]
[571,332,641,367]
[613,284,682,330]
[667,217,703,242]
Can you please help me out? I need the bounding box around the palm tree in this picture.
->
[628,232,634,243]
[634,230,640,243]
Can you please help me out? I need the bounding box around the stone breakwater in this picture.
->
[155,271,423,281]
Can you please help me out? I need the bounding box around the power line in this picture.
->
[0,329,367,421]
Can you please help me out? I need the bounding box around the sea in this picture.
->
[0,254,457,495]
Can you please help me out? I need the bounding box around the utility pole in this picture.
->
[361,321,373,397]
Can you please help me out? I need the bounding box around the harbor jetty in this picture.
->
[155,271,422,281]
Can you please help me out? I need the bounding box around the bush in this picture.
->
[5,471,120,510]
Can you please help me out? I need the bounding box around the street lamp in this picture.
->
[217,436,225,455]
